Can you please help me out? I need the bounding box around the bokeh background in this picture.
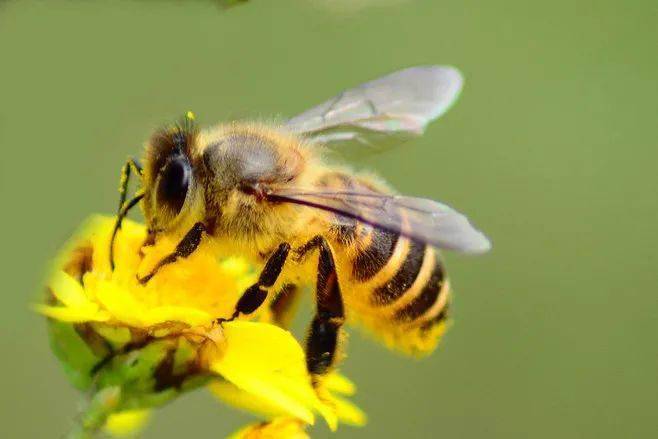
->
[1,0,656,437]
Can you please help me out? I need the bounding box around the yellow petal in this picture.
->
[48,270,91,308]
[324,372,356,396]
[228,417,309,439]
[209,380,288,420]
[34,304,110,322]
[209,378,342,432]
[104,409,151,437]
[309,384,339,431]
[332,394,367,427]
[93,280,146,327]
[208,321,319,425]
[217,321,307,375]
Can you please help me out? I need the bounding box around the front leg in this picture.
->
[220,242,291,322]
[298,236,345,379]
[117,157,143,214]
[110,192,144,270]
[137,222,206,284]
[110,157,144,270]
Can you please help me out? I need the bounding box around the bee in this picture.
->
[111,66,491,380]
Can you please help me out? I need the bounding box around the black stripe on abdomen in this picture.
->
[394,260,445,322]
[352,227,399,281]
[371,239,425,305]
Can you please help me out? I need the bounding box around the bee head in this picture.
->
[142,112,201,233]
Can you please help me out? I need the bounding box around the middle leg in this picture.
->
[218,242,292,323]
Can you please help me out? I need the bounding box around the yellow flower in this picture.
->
[36,215,365,438]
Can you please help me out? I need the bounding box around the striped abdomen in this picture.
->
[319,172,451,354]
[349,224,449,324]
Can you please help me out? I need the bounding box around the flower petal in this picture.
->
[34,304,110,322]
[324,372,356,396]
[318,373,366,426]
[208,321,322,425]
[332,394,367,427]
[48,270,91,308]
[209,380,288,420]
[93,279,146,327]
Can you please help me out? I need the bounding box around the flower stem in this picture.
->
[66,386,121,439]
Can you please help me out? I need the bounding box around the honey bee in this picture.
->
[111,66,491,380]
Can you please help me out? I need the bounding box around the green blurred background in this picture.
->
[1,0,656,437]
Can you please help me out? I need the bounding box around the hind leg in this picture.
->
[296,236,345,379]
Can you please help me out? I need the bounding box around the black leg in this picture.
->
[137,222,206,284]
[110,157,143,270]
[298,236,345,378]
[218,242,291,323]
[109,193,144,270]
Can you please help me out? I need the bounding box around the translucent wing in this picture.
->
[267,188,491,254]
[285,65,463,149]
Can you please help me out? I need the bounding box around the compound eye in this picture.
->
[157,156,191,216]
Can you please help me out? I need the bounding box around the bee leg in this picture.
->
[109,192,144,270]
[299,236,345,379]
[117,158,143,214]
[137,222,206,284]
[218,243,291,323]
[268,284,301,329]
[110,157,143,270]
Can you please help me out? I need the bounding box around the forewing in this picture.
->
[268,189,491,254]
[285,65,463,149]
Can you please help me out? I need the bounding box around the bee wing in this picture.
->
[267,188,491,254]
[285,65,463,150]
